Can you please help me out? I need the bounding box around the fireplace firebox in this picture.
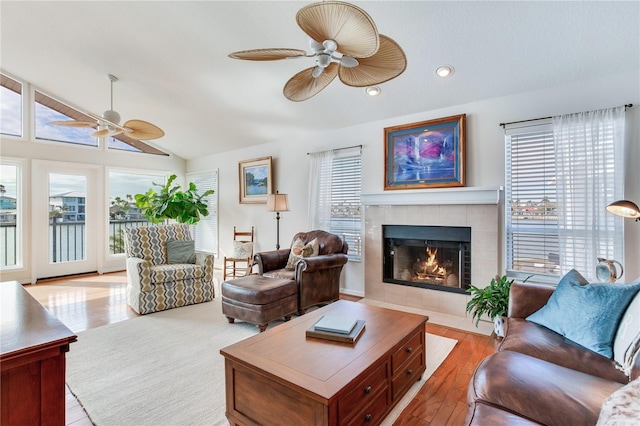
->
[383,225,471,294]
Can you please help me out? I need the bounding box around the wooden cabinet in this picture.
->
[221,300,427,426]
[1,281,77,426]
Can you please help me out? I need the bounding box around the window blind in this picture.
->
[330,151,362,260]
[505,121,560,281]
[188,170,218,256]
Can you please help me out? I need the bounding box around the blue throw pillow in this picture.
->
[527,269,640,358]
[166,240,196,264]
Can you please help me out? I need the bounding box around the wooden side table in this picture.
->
[1,281,77,426]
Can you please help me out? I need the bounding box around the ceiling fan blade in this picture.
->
[50,120,97,128]
[283,63,339,102]
[338,35,407,87]
[229,48,307,61]
[92,127,123,138]
[296,1,379,58]
[122,119,165,140]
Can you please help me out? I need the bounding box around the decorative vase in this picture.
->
[494,316,507,338]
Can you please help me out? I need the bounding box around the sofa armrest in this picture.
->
[126,257,153,292]
[253,249,290,274]
[196,252,215,283]
[508,281,555,318]
[296,253,348,273]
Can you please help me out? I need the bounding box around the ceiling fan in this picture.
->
[51,74,165,140]
[229,1,407,102]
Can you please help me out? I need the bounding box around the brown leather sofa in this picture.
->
[465,281,640,425]
[253,230,348,314]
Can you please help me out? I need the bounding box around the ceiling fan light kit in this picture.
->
[229,1,407,101]
[50,74,164,140]
[365,86,381,96]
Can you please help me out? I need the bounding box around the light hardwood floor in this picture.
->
[25,271,498,426]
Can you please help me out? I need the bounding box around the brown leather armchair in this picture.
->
[253,230,349,314]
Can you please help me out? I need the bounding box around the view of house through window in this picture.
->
[49,173,87,263]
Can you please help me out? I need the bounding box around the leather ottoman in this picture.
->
[221,275,298,332]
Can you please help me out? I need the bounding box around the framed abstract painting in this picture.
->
[239,156,273,204]
[384,114,466,190]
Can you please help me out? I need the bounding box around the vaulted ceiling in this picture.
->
[2,1,638,160]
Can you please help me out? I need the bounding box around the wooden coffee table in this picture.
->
[220,300,428,426]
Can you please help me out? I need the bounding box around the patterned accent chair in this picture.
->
[124,224,215,314]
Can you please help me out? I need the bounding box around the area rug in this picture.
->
[66,298,457,426]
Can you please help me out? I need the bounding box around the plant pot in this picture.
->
[493,316,507,338]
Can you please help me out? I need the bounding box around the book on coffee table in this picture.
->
[306,318,366,344]
[313,315,358,334]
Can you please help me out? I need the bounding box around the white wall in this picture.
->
[189,70,640,296]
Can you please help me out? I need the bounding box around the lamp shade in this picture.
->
[266,192,289,212]
[606,200,640,219]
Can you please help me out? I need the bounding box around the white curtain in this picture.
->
[553,107,625,279]
[308,150,334,230]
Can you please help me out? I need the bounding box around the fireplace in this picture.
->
[383,225,471,294]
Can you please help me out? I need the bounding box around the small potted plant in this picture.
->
[134,174,215,225]
[466,274,514,338]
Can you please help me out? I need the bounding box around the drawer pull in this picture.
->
[365,414,372,422]
[364,386,372,394]
[406,347,412,353]
[407,369,413,376]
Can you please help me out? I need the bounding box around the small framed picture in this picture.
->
[384,114,466,190]
[239,156,273,204]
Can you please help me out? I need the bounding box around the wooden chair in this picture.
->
[223,226,255,280]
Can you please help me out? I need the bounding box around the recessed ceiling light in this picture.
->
[365,86,381,96]
[436,65,454,78]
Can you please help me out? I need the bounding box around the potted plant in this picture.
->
[465,274,514,338]
[134,174,215,225]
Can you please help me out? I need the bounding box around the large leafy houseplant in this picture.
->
[134,174,215,225]
[466,275,514,328]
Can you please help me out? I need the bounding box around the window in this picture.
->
[505,107,625,283]
[107,171,161,254]
[309,147,362,260]
[188,170,218,256]
[0,161,21,268]
[33,88,169,156]
[34,91,97,146]
[1,73,23,137]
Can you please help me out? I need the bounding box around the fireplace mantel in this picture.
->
[362,186,502,206]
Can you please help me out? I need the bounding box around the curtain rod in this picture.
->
[499,103,633,128]
[307,144,362,155]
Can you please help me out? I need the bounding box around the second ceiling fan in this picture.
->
[51,74,165,141]
[229,1,407,102]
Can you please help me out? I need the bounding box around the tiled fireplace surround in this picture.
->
[362,187,501,321]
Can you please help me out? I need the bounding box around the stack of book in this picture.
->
[306,315,366,344]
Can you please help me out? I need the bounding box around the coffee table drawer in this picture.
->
[345,388,389,426]
[391,330,423,375]
[392,349,425,400]
[338,361,388,422]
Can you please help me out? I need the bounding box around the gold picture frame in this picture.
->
[384,114,466,190]
[239,156,273,204]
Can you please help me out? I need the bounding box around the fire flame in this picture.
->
[423,248,447,277]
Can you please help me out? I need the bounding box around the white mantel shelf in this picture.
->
[361,186,503,206]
